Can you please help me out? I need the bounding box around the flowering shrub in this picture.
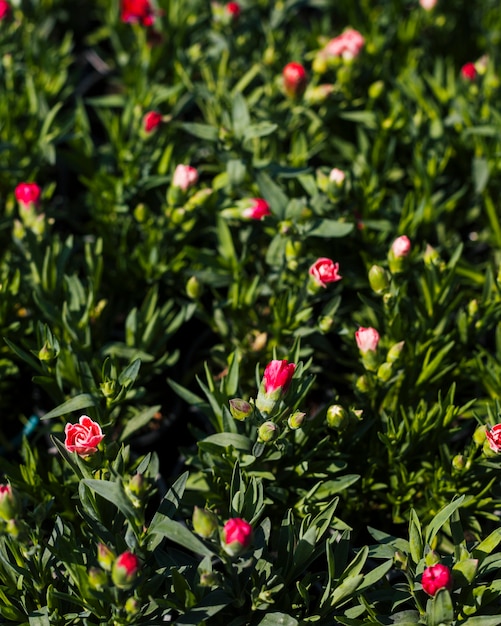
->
[2,0,501,623]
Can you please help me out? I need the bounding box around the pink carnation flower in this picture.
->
[486,424,501,453]
[0,0,11,20]
[242,198,271,219]
[282,62,308,98]
[15,182,41,209]
[222,518,252,555]
[309,258,342,288]
[391,235,411,258]
[355,327,380,353]
[143,111,163,133]
[172,164,199,191]
[121,0,155,26]
[324,28,365,61]
[263,359,296,394]
[421,563,452,596]
[64,416,104,457]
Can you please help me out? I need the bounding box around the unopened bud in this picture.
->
[368,265,390,294]
[288,411,305,430]
[326,405,348,430]
[125,597,139,615]
[125,473,146,508]
[88,567,108,589]
[368,80,384,100]
[38,341,58,362]
[318,316,334,333]
[192,506,218,539]
[229,398,253,421]
[100,379,117,399]
[452,454,470,471]
[257,421,279,443]
[473,425,487,446]
[377,362,393,382]
[186,275,203,299]
[111,552,140,589]
[425,550,441,566]
[133,203,149,223]
[97,543,115,571]
[387,341,405,363]
[0,484,19,522]
[356,375,370,393]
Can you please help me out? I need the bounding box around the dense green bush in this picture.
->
[2,0,501,623]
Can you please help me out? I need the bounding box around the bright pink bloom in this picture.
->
[242,198,271,219]
[226,2,241,19]
[64,416,104,457]
[419,0,437,9]
[309,258,342,288]
[112,551,140,587]
[223,518,252,549]
[486,424,501,453]
[421,564,453,596]
[263,359,296,394]
[0,0,11,20]
[15,182,41,209]
[391,235,411,258]
[329,168,345,185]
[121,0,155,26]
[355,327,380,353]
[282,62,308,98]
[324,28,365,61]
[172,164,199,191]
[461,62,477,81]
[143,110,163,133]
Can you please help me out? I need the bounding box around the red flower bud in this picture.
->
[226,2,241,20]
[15,182,41,210]
[242,198,271,220]
[282,62,307,98]
[121,0,155,26]
[111,551,140,588]
[0,0,11,20]
[143,110,163,133]
[421,563,452,596]
[461,62,477,81]
[222,518,252,556]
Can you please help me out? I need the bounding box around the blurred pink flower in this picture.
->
[242,198,271,219]
[0,0,11,20]
[329,168,346,185]
[309,258,342,288]
[282,62,308,98]
[172,164,199,191]
[324,28,365,61]
[64,416,104,457]
[143,111,163,133]
[226,2,241,19]
[391,235,411,258]
[15,182,41,209]
[355,327,380,353]
[461,62,477,81]
[486,424,501,452]
[121,0,155,26]
[421,564,452,596]
[419,0,437,9]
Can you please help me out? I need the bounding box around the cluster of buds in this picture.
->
[229,359,306,451]
[355,327,405,381]
[91,544,140,590]
[192,509,253,558]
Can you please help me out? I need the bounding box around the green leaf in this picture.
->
[198,433,252,452]
[174,590,233,625]
[257,613,299,626]
[181,122,219,142]
[28,607,50,626]
[81,479,138,530]
[146,516,214,556]
[41,394,99,420]
[118,358,141,387]
[427,588,454,626]
[425,496,465,546]
[331,574,364,607]
[304,219,354,238]
[472,157,489,194]
[119,404,162,442]
[473,528,501,561]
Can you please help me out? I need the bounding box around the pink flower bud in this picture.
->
[355,327,380,353]
[461,62,477,81]
[391,235,411,258]
[172,164,199,191]
[111,551,140,588]
[309,258,342,288]
[329,168,345,185]
[143,110,163,133]
[419,0,437,9]
[222,518,252,556]
[324,28,365,61]
[226,2,240,20]
[0,0,11,20]
[15,182,41,210]
[242,198,271,220]
[485,424,501,453]
[282,62,308,98]
[0,484,19,522]
[421,563,452,596]
[64,416,104,457]
[97,543,115,571]
[121,0,155,26]
[263,359,295,394]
